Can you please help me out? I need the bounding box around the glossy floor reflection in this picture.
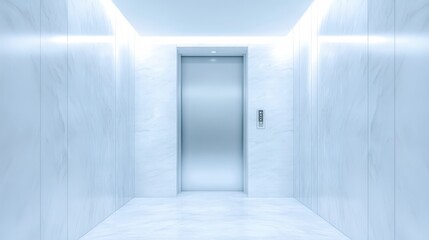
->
[81,192,350,240]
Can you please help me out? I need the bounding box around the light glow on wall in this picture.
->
[137,36,290,45]
[318,35,391,44]
[51,36,114,44]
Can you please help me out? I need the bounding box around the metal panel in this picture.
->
[181,56,243,191]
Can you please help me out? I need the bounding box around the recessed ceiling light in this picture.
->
[211,50,217,54]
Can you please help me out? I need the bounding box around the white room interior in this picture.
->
[1,0,428,239]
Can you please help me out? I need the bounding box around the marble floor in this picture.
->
[81,192,350,240]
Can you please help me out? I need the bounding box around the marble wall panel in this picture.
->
[292,0,429,239]
[67,0,117,238]
[297,8,313,208]
[368,0,395,239]
[293,0,370,239]
[128,29,136,200]
[293,29,302,202]
[0,1,41,239]
[317,1,369,239]
[115,10,132,208]
[41,0,68,239]
[309,2,319,212]
[1,0,136,239]
[135,43,178,197]
[395,0,429,239]
[247,43,294,197]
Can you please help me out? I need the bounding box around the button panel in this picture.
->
[257,110,265,129]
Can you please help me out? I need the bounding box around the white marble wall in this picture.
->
[68,1,136,238]
[318,1,369,239]
[0,1,41,239]
[41,0,68,239]
[67,1,117,238]
[115,8,135,210]
[0,1,136,239]
[293,7,315,209]
[368,0,395,239]
[129,24,136,201]
[135,41,294,197]
[395,0,429,239]
[293,0,376,239]
[247,44,294,197]
[293,0,429,239]
[135,43,178,197]
[296,2,371,239]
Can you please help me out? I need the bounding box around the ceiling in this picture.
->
[112,0,313,36]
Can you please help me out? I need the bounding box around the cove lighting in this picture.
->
[137,36,290,45]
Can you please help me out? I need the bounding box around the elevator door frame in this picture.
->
[177,47,248,194]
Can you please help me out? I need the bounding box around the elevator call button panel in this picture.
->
[257,110,265,129]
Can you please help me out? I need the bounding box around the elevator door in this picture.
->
[181,56,243,191]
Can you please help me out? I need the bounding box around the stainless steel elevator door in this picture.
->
[181,56,243,191]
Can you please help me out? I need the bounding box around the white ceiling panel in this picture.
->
[113,0,313,36]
